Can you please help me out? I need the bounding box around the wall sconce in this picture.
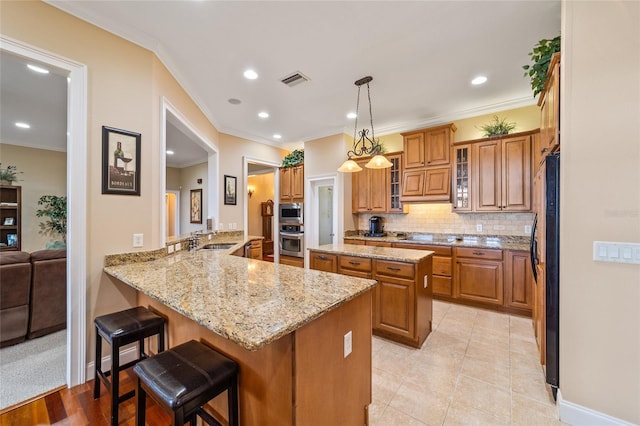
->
[247,185,255,198]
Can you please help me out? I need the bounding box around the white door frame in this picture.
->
[306,174,342,268]
[160,97,219,244]
[242,156,280,256]
[1,35,88,386]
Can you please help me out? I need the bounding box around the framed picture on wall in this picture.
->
[190,189,202,224]
[101,125,141,196]
[224,175,237,205]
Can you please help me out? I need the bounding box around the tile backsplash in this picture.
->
[356,203,534,236]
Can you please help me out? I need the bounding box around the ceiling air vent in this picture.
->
[280,71,310,87]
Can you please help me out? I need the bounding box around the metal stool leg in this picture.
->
[93,329,102,399]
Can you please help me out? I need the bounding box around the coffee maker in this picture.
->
[366,216,386,237]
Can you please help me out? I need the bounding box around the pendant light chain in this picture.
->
[366,82,375,144]
[352,83,361,155]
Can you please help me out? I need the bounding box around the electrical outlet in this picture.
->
[175,242,181,251]
[476,224,483,232]
[167,244,174,254]
[525,225,532,234]
[133,233,143,247]
[344,331,352,358]
[208,234,212,240]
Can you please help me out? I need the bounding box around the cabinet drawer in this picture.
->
[344,238,365,245]
[309,252,337,273]
[432,276,452,297]
[392,243,452,257]
[433,256,452,276]
[339,269,372,279]
[375,260,415,279]
[366,240,393,247]
[455,247,502,260]
[339,255,372,273]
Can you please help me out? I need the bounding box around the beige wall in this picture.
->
[0,144,66,252]
[304,133,356,233]
[560,1,639,423]
[247,173,275,236]
[218,134,287,230]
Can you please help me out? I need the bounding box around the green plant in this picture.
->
[282,149,304,167]
[478,116,517,137]
[523,35,561,98]
[0,163,22,182]
[36,195,67,242]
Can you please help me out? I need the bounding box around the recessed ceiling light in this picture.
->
[273,134,282,139]
[15,122,30,129]
[471,76,487,85]
[347,112,357,119]
[166,150,175,155]
[228,98,242,105]
[27,64,49,74]
[258,112,269,118]
[243,69,258,80]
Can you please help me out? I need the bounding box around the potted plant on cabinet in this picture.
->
[523,35,561,98]
[0,164,22,185]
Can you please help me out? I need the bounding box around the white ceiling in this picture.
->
[3,1,560,166]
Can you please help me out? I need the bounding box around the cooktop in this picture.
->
[363,232,387,237]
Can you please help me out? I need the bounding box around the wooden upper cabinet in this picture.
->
[473,134,531,212]
[400,167,451,202]
[402,124,455,170]
[538,53,560,157]
[280,164,304,202]
[403,132,425,169]
[352,158,387,213]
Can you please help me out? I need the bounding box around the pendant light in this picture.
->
[337,76,392,172]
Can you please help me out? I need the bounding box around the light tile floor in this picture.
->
[370,301,564,425]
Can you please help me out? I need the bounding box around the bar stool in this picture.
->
[133,339,239,426]
[94,306,166,426]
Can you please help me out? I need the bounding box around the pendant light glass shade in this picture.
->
[337,159,363,173]
[366,154,393,169]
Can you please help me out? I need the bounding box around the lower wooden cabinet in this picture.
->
[454,247,504,306]
[338,255,372,278]
[280,255,304,268]
[505,250,534,314]
[246,239,263,260]
[394,243,452,297]
[374,273,415,339]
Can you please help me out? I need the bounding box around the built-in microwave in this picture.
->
[280,225,304,258]
[279,202,303,224]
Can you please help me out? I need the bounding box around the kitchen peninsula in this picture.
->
[103,237,376,425]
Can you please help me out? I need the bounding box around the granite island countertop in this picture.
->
[309,243,435,263]
[103,244,377,351]
[343,232,530,251]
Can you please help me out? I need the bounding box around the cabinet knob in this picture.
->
[349,261,361,266]
[387,266,401,271]
[472,251,485,256]
[318,255,327,260]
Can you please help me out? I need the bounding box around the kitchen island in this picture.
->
[308,244,434,348]
[104,240,377,425]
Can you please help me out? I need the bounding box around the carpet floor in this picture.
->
[0,330,66,411]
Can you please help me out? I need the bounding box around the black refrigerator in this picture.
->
[545,152,560,399]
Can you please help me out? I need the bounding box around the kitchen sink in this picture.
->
[408,234,434,242]
[200,243,236,250]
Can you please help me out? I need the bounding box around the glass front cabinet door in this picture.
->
[453,145,471,211]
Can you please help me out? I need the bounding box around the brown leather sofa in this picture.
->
[28,249,67,339]
[0,251,32,347]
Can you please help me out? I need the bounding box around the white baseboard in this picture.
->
[84,346,139,382]
[558,389,637,426]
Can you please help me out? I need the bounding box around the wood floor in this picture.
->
[0,369,172,425]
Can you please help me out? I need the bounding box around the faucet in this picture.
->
[188,234,200,251]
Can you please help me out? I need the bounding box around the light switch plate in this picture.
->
[167,244,174,254]
[593,241,640,264]
[476,224,483,232]
[133,233,143,247]
[344,331,352,358]
[175,242,181,251]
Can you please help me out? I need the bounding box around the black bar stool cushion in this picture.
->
[95,306,165,341]
[134,340,238,409]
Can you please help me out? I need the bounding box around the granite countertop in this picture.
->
[103,240,376,351]
[343,232,530,251]
[309,243,434,263]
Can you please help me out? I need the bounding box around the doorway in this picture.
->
[307,175,342,266]
[243,157,279,260]
[1,36,88,398]
[161,98,218,244]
